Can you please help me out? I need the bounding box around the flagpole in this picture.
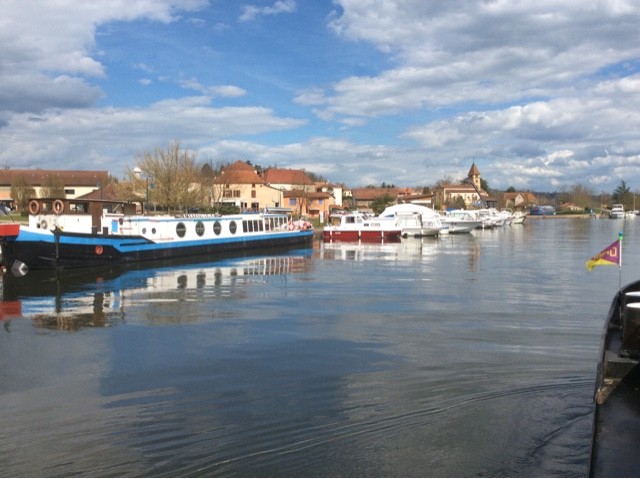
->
[619,231,623,291]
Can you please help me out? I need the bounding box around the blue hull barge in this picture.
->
[0,198,313,275]
[590,279,640,477]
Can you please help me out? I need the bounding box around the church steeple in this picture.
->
[467,162,481,192]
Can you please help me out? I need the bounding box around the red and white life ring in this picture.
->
[53,199,64,215]
[28,200,40,215]
[95,245,103,255]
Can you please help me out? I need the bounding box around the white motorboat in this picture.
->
[610,204,625,219]
[441,209,483,234]
[511,211,527,224]
[379,203,443,237]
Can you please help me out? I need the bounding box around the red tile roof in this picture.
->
[0,169,109,186]
[262,168,313,185]
[216,161,265,185]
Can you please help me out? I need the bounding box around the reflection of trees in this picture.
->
[32,293,125,331]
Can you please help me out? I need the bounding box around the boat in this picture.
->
[590,279,640,476]
[609,204,625,219]
[511,211,527,224]
[440,209,483,234]
[378,203,442,237]
[0,198,314,274]
[323,210,402,242]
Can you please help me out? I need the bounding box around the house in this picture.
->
[558,202,583,213]
[213,161,284,211]
[283,189,335,220]
[503,191,537,210]
[0,168,110,209]
[350,187,404,211]
[261,168,315,193]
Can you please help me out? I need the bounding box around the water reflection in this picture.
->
[320,235,481,271]
[1,250,313,331]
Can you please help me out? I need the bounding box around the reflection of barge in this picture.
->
[0,198,313,273]
[590,279,640,476]
[1,251,312,330]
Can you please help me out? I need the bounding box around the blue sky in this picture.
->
[2,0,640,193]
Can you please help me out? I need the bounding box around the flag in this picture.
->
[586,239,621,271]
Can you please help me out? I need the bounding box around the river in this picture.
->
[1,216,637,477]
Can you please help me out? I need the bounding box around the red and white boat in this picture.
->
[323,211,401,242]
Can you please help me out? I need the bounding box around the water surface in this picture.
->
[1,217,637,477]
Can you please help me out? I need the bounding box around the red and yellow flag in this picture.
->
[586,239,621,271]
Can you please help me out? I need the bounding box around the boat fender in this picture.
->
[95,245,103,255]
[28,200,39,215]
[53,199,64,215]
[10,260,28,277]
[288,221,294,231]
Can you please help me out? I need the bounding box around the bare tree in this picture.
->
[10,175,36,212]
[200,159,229,210]
[132,141,202,213]
[40,174,66,198]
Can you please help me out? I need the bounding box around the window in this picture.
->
[213,221,222,235]
[195,221,205,236]
[289,198,297,206]
[229,220,237,234]
[176,222,186,237]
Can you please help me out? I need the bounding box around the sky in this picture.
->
[1,0,640,193]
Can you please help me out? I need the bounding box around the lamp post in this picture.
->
[145,177,154,214]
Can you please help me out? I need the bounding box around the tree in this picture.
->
[612,180,633,208]
[570,183,595,209]
[40,174,66,198]
[370,194,395,215]
[132,141,202,213]
[200,159,229,210]
[10,175,35,212]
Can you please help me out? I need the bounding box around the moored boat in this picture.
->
[323,210,402,242]
[378,203,442,237]
[590,279,640,476]
[441,209,483,234]
[609,204,625,219]
[511,210,527,224]
[0,198,314,275]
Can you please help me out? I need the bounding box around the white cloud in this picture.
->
[0,97,306,172]
[321,0,640,119]
[0,0,208,114]
[239,0,296,22]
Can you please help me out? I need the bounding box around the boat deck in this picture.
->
[590,324,640,477]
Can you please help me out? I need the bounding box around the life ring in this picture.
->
[53,199,64,215]
[95,245,103,255]
[28,200,40,215]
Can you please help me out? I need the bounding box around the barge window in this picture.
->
[195,221,205,236]
[213,220,222,235]
[176,222,186,238]
[229,220,237,234]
